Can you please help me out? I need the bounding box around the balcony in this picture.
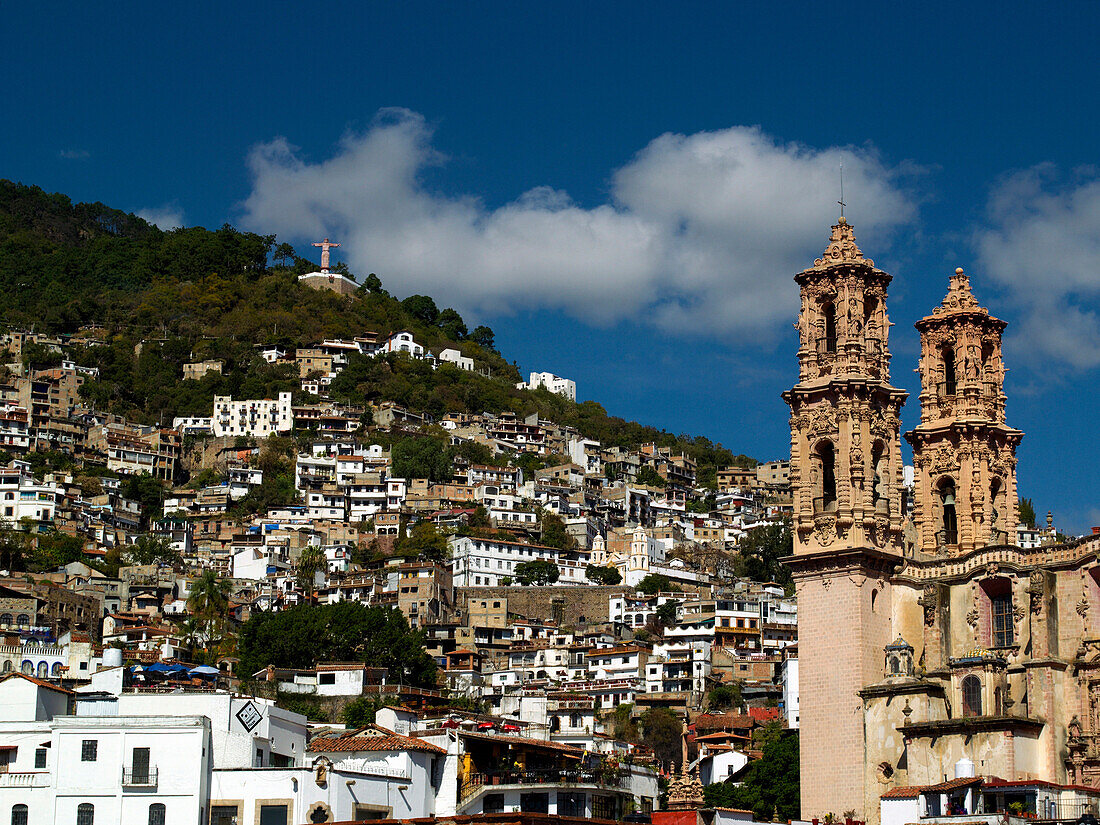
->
[121,767,158,788]
[0,772,49,788]
[460,768,629,800]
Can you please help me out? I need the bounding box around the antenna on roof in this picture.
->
[838,162,846,219]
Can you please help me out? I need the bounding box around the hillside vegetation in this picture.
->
[0,180,756,478]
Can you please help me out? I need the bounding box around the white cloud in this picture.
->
[975,165,1100,370]
[137,205,185,231]
[239,109,918,340]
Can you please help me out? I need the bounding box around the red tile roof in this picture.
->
[881,786,924,799]
[0,672,73,695]
[307,726,444,755]
[924,776,982,792]
[457,730,585,755]
[747,706,780,723]
[694,713,755,732]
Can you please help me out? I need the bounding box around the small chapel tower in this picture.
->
[783,218,907,823]
[905,268,1023,554]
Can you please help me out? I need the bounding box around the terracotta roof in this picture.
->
[458,730,585,755]
[307,726,444,755]
[0,672,73,695]
[924,776,983,792]
[881,786,924,799]
[694,713,755,731]
[747,706,780,723]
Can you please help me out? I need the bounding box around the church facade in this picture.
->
[785,219,1100,824]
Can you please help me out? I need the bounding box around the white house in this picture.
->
[449,536,558,587]
[0,462,62,524]
[518,371,577,401]
[383,332,425,359]
[437,348,474,371]
[211,392,293,438]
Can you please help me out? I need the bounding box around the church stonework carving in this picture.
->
[784,224,1100,824]
[905,268,1023,555]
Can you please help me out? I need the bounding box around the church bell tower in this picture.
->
[783,218,907,822]
[905,267,1023,554]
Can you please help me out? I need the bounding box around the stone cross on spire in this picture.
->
[311,238,341,273]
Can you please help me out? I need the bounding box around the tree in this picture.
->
[470,325,496,352]
[636,573,671,595]
[362,273,385,294]
[391,436,452,482]
[437,308,468,340]
[187,570,231,648]
[603,703,640,742]
[401,294,439,326]
[515,559,559,586]
[635,466,667,488]
[126,534,181,568]
[736,519,794,592]
[122,474,167,525]
[702,722,799,821]
[1019,497,1037,529]
[236,602,437,686]
[0,522,32,572]
[656,599,681,630]
[586,564,622,585]
[273,242,296,267]
[707,682,744,711]
[640,707,683,768]
[540,512,577,551]
[397,521,449,563]
[341,696,396,727]
[468,505,491,529]
[294,545,326,603]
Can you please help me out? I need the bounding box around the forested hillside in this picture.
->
[0,180,756,479]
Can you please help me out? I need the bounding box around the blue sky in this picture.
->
[4,2,1099,531]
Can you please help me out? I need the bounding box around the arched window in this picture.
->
[36,661,47,679]
[823,302,837,352]
[77,803,94,825]
[962,675,982,717]
[942,345,957,395]
[939,479,958,545]
[20,660,32,675]
[1,661,11,673]
[147,803,166,825]
[51,662,62,676]
[814,441,837,512]
[0,614,11,627]
[11,804,28,825]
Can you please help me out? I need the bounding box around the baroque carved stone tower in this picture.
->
[785,217,908,554]
[905,267,1023,554]
[783,218,906,822]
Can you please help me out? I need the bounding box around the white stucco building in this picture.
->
[211,392,293,438]
[518,371,576,401]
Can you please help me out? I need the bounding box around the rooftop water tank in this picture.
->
[955,757,976,778]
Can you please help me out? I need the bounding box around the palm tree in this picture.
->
[294,546,325,606]
[187,570,231,648]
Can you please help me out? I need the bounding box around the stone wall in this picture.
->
[457,585,633,627]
